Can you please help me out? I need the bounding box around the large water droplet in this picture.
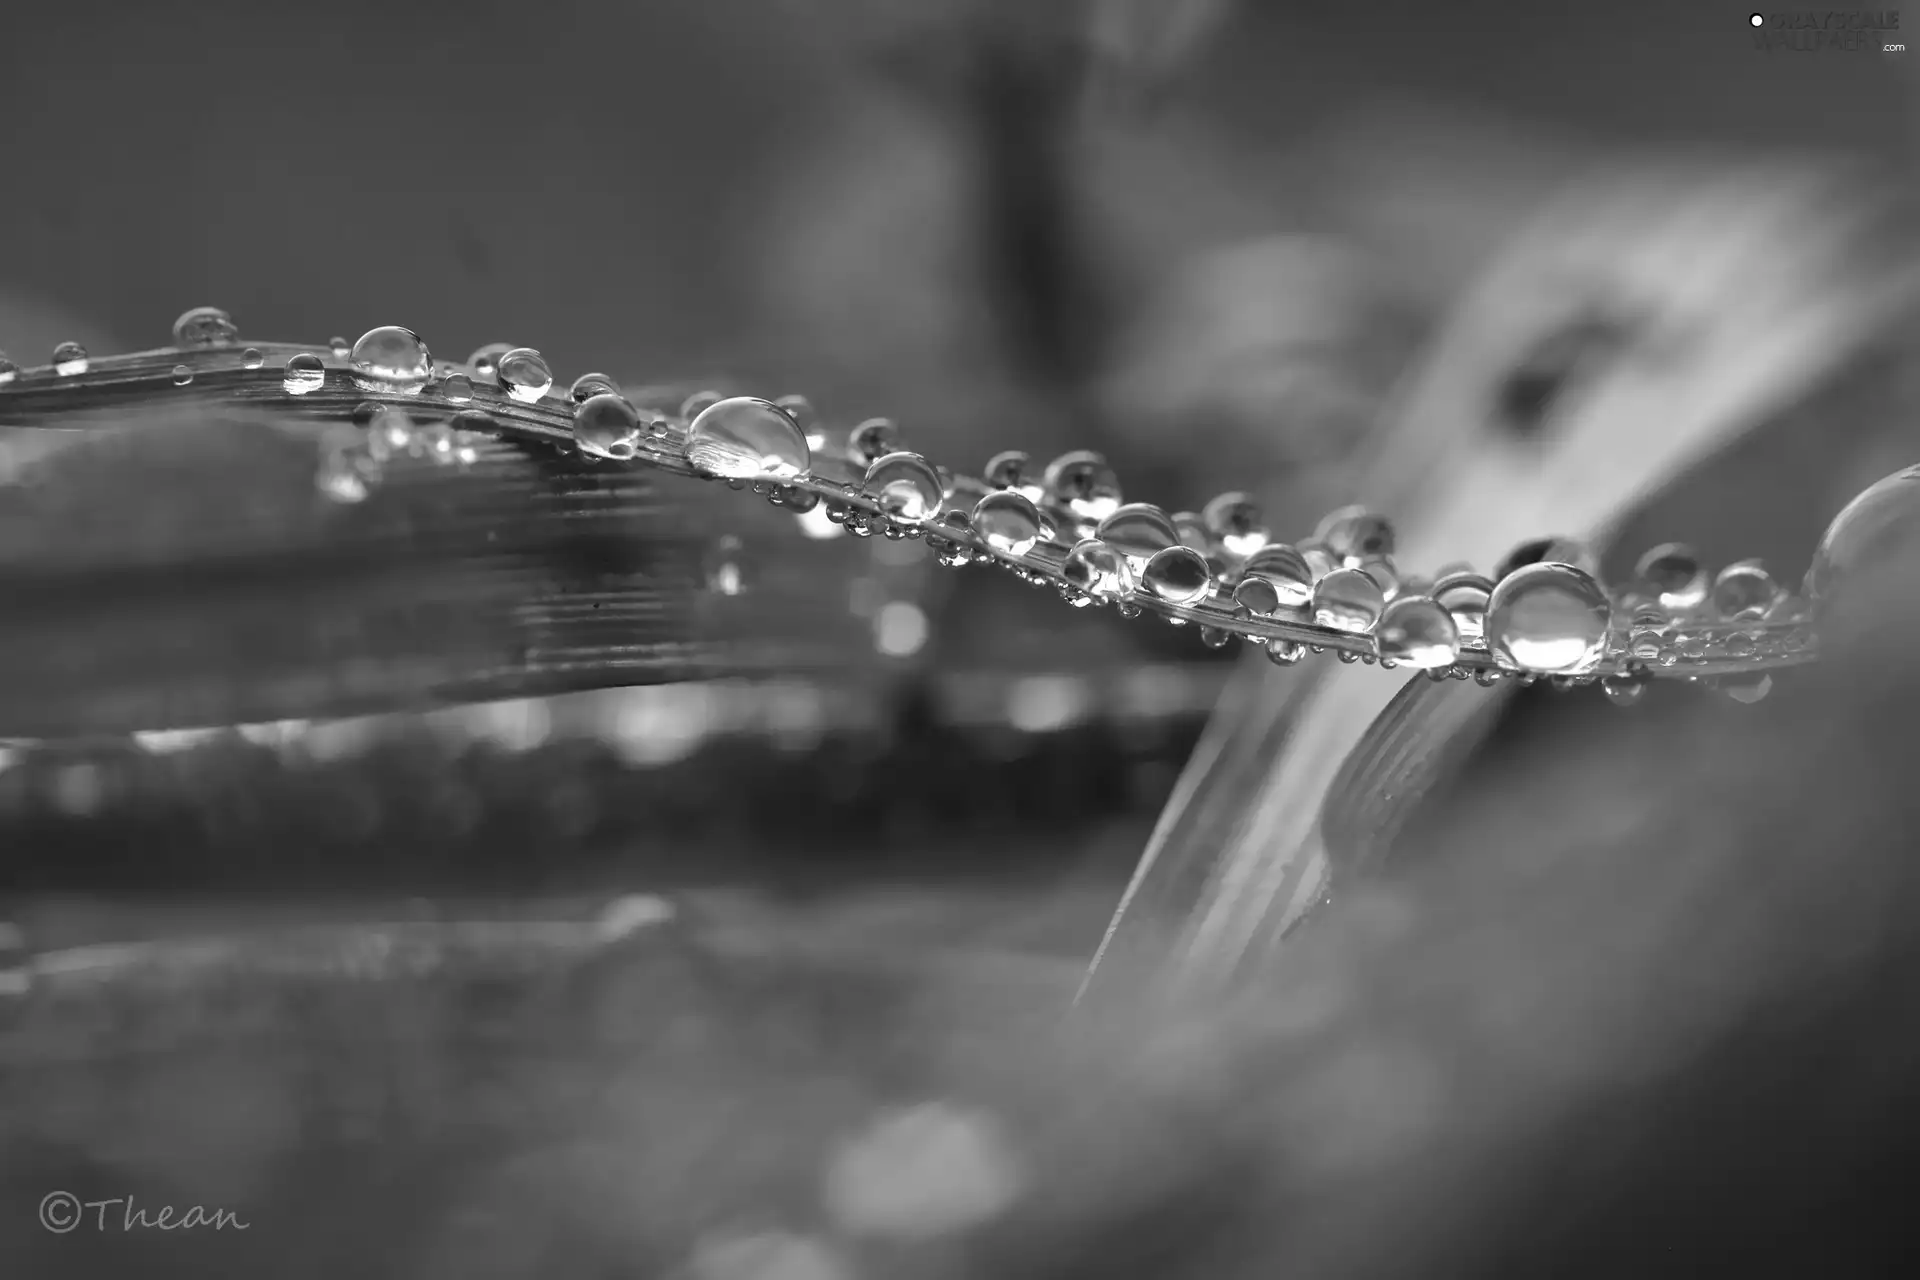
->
[1711,559,1779,620]
[685,396,811,480]
[570,372,620,403]
[573,392,642,461]
[704,535,751,596]
[171,364,193,386]
[1312,567,1385,633]
[1315,506,1394,563]
[496,347,553,403]
[849,418,902,463]
[1376,596,1460,669]
[971,491,1043,556]
[1806,465,1920,607]
[1486,562,1611,673]
[864,451,944,524]
[172,305,240,348]
[1142,546,1212,604]
[1044,451,1122,523]
[52,342,88,376]
[283,353,326,395]
[1202,491,1268,558]
[1062,538,1133,600]
[1237,544,1313,612]
[350,326,433,395]
[1095,503,1180,563]
[1634,542,1709,612]
[1433,571,1493,645]
[0,353,17,386]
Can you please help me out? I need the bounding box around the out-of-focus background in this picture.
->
[1,3,1917,1277]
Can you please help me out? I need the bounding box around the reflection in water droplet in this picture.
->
[704,535,751,596]
[573,393,642,461]
[1202,491,1267,558]
[864,451,944,524]
[1316,506,1394,563]
[1142,546,1212,604]
[849,417,902,463]
[171,364,193,386]
[1376,596,1460,669]
[366,406,415,460]
[1635,542,1708,612]
[1062,538,1133,600]
[1806,465,1920,607]
[328,336,351,359]
[1433,571,1493,644]
[351,326,433,395]
[685,396,810,480]
[283,353,326,395]
[496,347,552,403]
[240,347,265,370]
[1045,450,1122,523]
[1312,567,1385,633]
[1239,544,1313,612]
[172,306,240,348]
[1486,562,1611,673]
[972,491,1043,556]
[1711,559,1778,619]
[0,353,17,386]
[441,372,474,403]
[467,342,515,380]
[52,342,89,376]
[569,371,620,403]
[1096,503,1179,563]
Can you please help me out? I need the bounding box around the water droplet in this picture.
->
[864,451,944,524]
[1141,546,1211,604]
[568,371,620,403]
[685,396,810,480]
[240,347,265,370]
[366,406,415,461]
[984,450,1033,493]
[494,347,552,403]
[1202,491,1267,558]
[1719,672,1773,704]
[0,353,16,386]
[680,389,724,420]
[1634,542,1709,612]
[1297,541,1340,580]
[1376,596,1460,669]
[467,342,516,380]
[1095,503,1180,563]
[317,442,378,504]
[573,392,642,461]
[350,326,433,395]
[1312,567,1385,633]
[1601,673,1647,707]
[848,417,902,463]
[172,305,240,348]
[1710,559,1779,620]
[1361,558,1401,599]
[704,535,751,596]
[1043,451,1122,523]
[1315,506,1394,563]
[1199,626,1232,649]
[1433,571,1494,644]
[768,393,814,433]
[1497,535,1593,581]
[52,341,88,376]
[1062,538,1133,600]
[1486,562,1611,673]
[171,364,192,386]
[329,335,351,359]
[1806,465,1920,607]
[282,353,326,394]
[1265,639,1305,666]
[440,372,474,403]
[1237,544,1313,612]
[1167,511,1210,554]
[413,420,457,464]
[971,491,1044,556]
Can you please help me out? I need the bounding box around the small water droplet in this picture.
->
[1634,542,1709,612]
[1376,596,1460,669]
[1142,546,1212,604]
[1095,503,1180,563]
[573,392,642,461]
[495,347,552,403]
[440,372,474,403]
[0,352,17,386]
[350,326,433,395]
[704,535,751,595]
[366,406,415,460]
[1199,626,1232,649]
[1601,673,1647,707]
[1312,567,1386,633]
[1062,538,1133,600]
[413,420,457,464]
[467,342,516,380]
[864,451,944,524]
[971,491,1044,556]
[317,443,378,504]
[679,389,724,420]
[1708,559,1778,620]
[846,417,903,464]
[240,347,265,370]
[52,342,89,376]
[1497,536,1593,581]
[172,305,240,348]
[328,335,351,359]
[769,393,814,433]
[685,396,810,480]
[1433,571,1494,644]
[1719,671,1773,704]
[1044,450,1122,523]
[568,371,620,403]
[1486,562,1611,673]
[282,353,326,394]
[984,450,1033,494]
[1202,491,1267,558]
[1265,639,1305,666]
[1237,544,1313,612]
[171,364,192,386]
[1315,506,1394,563]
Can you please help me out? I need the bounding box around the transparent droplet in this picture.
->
[1634,542,1709,613]
[848,417,902,464]
[350,326,433,395]
[984,450,1032,493]
[366,406,415,461]
[864,451,944,524]
[441,372,474,403]
[468,342,516,380]
[240,346,265,370]
[1486,562,1612,674]
[770,394,814,433]
[1806,465,1920,607]
[1315,506,1394,563]
[1095,503,1180,564]
[52,342,88,376]
[1361,557,1401,600]
[1719,672,1773,705]
[971,491,1043,556]
[1601,673,1647,707]
[1141,546,1212,604]
[171,305,240,348]
[282,353,326,394]
[0,352,16,386]
[1433,571,1494,645]
[704,535,751,596]
[685,396,810,480]
[1062,538,1133,600]
[1265,639,1305,666]
[680,389,724,420]
[1498,535,1593,581]
[569,371,621,403]
[495,347,552,403]
[1199,626,1232,649]
[413,420,457,464]
[1297,541,1340,580]
[328,335,351,359]
[573,392,642,461]
[1711,559,1779,620]
[1237,544,1313,612]
[1311,567,1385,633]
[1376,596,1460,669]
[1201,491,1268,558]
[1171,511,1211,553]
[170,364,192,386]
[1044,450,1122,523]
